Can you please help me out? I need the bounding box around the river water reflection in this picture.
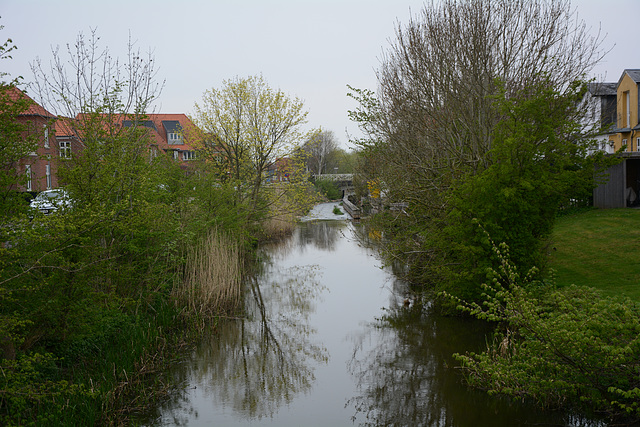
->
[149,204,602,426]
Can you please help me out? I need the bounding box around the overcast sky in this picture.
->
[1,0,638,149]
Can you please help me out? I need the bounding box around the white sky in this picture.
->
[1,0,638,149]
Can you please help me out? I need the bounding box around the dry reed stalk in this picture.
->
[261,211,297,240]
[175,228,243,318]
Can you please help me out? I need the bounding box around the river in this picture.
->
[147,203,604,426]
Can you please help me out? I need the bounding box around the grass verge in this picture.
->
[548,208,640,300]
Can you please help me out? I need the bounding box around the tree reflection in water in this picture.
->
[156,252,328,425]
[346,288,602,427]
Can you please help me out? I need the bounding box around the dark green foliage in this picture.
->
[0,28,258,424]
[0,121,253,425]
[434,81,614,299]
[355,80,613,304]
[314,178,342,200]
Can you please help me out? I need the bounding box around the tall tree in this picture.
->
[349,0,606,293]
[0,26,37,217]
[0,29,180,358]
[303,129,338,175]
[192,75,309,212]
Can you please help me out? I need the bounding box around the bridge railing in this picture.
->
[313,173,354,182]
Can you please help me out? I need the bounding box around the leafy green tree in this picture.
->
[192,75,309,213]
[0,30,197,424]
[0,28,37,217]
[0,25,42,365]
[431,80,614,300]
[348,0,607,297]
[333,148,357,173]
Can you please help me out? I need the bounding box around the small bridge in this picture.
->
[313,173,353,184]
[313,174,354,193]
[313,174,360,219]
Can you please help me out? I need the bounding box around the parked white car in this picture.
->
[30,189,72,214]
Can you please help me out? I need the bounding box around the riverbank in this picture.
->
[0,225,248,426]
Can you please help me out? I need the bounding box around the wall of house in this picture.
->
[15,115,59,192]
[610,74,639,152]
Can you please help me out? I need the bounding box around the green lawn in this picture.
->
[548,208,640,301]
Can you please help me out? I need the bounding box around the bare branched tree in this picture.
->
[30,29,162,119]
[361,0,605,212]
[303,129,338,175]
[28,29,164,205]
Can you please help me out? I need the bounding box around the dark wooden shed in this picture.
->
[593,154,640,208]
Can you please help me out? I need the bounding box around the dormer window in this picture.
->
[168,132,183,144]
[163,120,183,145]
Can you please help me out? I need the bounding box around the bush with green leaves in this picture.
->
[314,178,342,200]
[446,240,640,422]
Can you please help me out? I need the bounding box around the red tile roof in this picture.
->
[118,113,198,152]
[53,116,76,137]
[5,86,55,118]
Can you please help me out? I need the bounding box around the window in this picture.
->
[44,125,50,148]
[25,165,32,191]
[46,164,52,189]
[168,133,183,145]
[149,146,158,162]
[183,151,195,161]
[173,150,179,160]
[626,91,631,128]
[59,140,71,158]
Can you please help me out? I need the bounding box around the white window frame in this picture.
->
[44,125,50,148]
[168,133,183,145]
[149,146,158,162]
[46,164,52,189]
[623,138,628,151]
[59,140,71,158]
[173,150,179,160]
[183,151,195,161]
[25,165,32,191]
[626,91,631,128]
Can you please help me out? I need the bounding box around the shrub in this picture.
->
[445,241,640,422]
[314,178,342,200]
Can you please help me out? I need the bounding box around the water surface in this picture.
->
[149,203,603,426]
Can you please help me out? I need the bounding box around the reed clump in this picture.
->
[261,211,298,240]
[175,228,243,319]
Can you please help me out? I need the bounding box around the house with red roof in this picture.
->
[119,114,198,167]
[5,87,200,195]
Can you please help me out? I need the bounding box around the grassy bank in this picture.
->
[548,208,640,301]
